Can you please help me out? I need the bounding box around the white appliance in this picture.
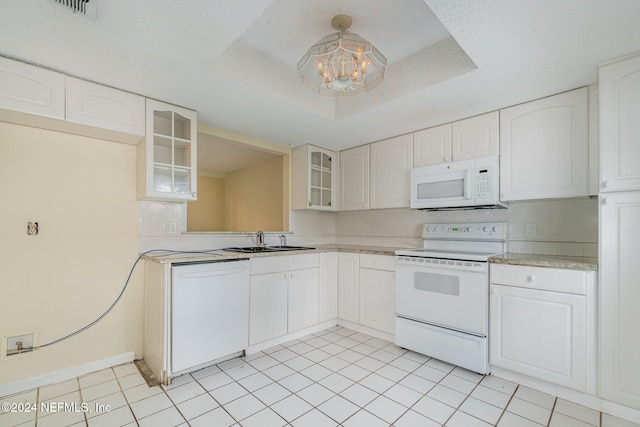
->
[395,222,506,374]
[410,156,506,210]
[171,259,250,374]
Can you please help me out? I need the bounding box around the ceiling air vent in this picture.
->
[52,0,93,15]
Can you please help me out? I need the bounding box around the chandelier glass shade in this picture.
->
[297,15,387,97]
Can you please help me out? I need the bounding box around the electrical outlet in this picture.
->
[525,223,537,238]
[27,221,38,236]
[162,222,177,234]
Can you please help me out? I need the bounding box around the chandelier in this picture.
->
[297,15,387,97]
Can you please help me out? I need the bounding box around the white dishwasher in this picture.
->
[171,259,250,373]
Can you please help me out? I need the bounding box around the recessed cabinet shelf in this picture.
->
[137,99,197,202]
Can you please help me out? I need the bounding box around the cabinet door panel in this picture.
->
[600,54,640,192]
[452,112,499,161]
[249,272,288,344]
[490,284,586,391]
[288,268,319,332]
[338,253,359,322]
[66,76,145,137]
[413,124,452,167]
[340,145,369,210]
[0,56,65,119]
[359,268,395,334]
[370,134,413,209]
[599,192,640,407]
[319,252,338,322]
[500,88,588,201]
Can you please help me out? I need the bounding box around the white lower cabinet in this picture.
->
[249,254,319,345]
[358,255,395,334]
[319,252,338,322]
[338,252,360,322]
[249,272,288,345]
[599,192,640,409]
[490,264,596,392]
[338,252,396,335]
[288,256,319,333]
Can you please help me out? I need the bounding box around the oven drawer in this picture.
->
[490,264,587,295]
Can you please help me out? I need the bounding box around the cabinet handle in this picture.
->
[526,275,535,282]
[309,200,312,207]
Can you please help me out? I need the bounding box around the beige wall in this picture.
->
[225,156,284,231]
[187,176,225,231]
[0,122,142,385]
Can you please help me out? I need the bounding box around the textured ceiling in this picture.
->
[1,0,640,154]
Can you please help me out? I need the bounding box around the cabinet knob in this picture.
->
[602,180,610,189]
[70,111,76,119]
[452,155,458,161]
[601,197,608,205]
[191,192,197,198]
[527,275,535,282]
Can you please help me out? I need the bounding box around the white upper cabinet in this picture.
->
[500,87,589,201]
[292,144,337,210]
[0,56,65,119]
[0,57,145,144]
[370,134,413,209]
[340,144,370,211]
[413,123,452,166]
[452,112,499,162]
[413,112,499,167]
[137,99,197,202]
[65,76,145,142]
[599,53,640,192]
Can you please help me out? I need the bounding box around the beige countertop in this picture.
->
[489,252,598,271]
[142,244,400,264]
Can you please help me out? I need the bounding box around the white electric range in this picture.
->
[395,222,507,374]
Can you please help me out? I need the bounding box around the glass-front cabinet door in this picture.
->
[309,148,334,209]
[138,99,197,201]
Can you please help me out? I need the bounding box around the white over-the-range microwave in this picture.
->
[410,156,507,210]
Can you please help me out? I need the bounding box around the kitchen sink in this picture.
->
[223,246,315,253]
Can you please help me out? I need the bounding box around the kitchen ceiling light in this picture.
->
[297,15,387,97]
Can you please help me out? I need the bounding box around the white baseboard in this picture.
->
[491,366,640,424]
[0,352,135,397]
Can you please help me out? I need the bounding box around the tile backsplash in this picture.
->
[140,198,598,257]
[332,198,598,257]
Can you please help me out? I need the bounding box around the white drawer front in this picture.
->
[360,254,395,271]
[490,264,587,295]
[289,253,320,270]
[250,255,288,275]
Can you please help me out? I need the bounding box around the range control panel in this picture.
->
[421,222,506,240]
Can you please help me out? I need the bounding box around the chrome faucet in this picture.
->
[257,231,265,247]
[279,234,287,246]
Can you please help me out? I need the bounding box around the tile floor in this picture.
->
[1,326,638,427]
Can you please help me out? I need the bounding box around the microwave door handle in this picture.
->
[465,169,472,199]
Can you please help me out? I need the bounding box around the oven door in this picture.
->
[395,258,488,336]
